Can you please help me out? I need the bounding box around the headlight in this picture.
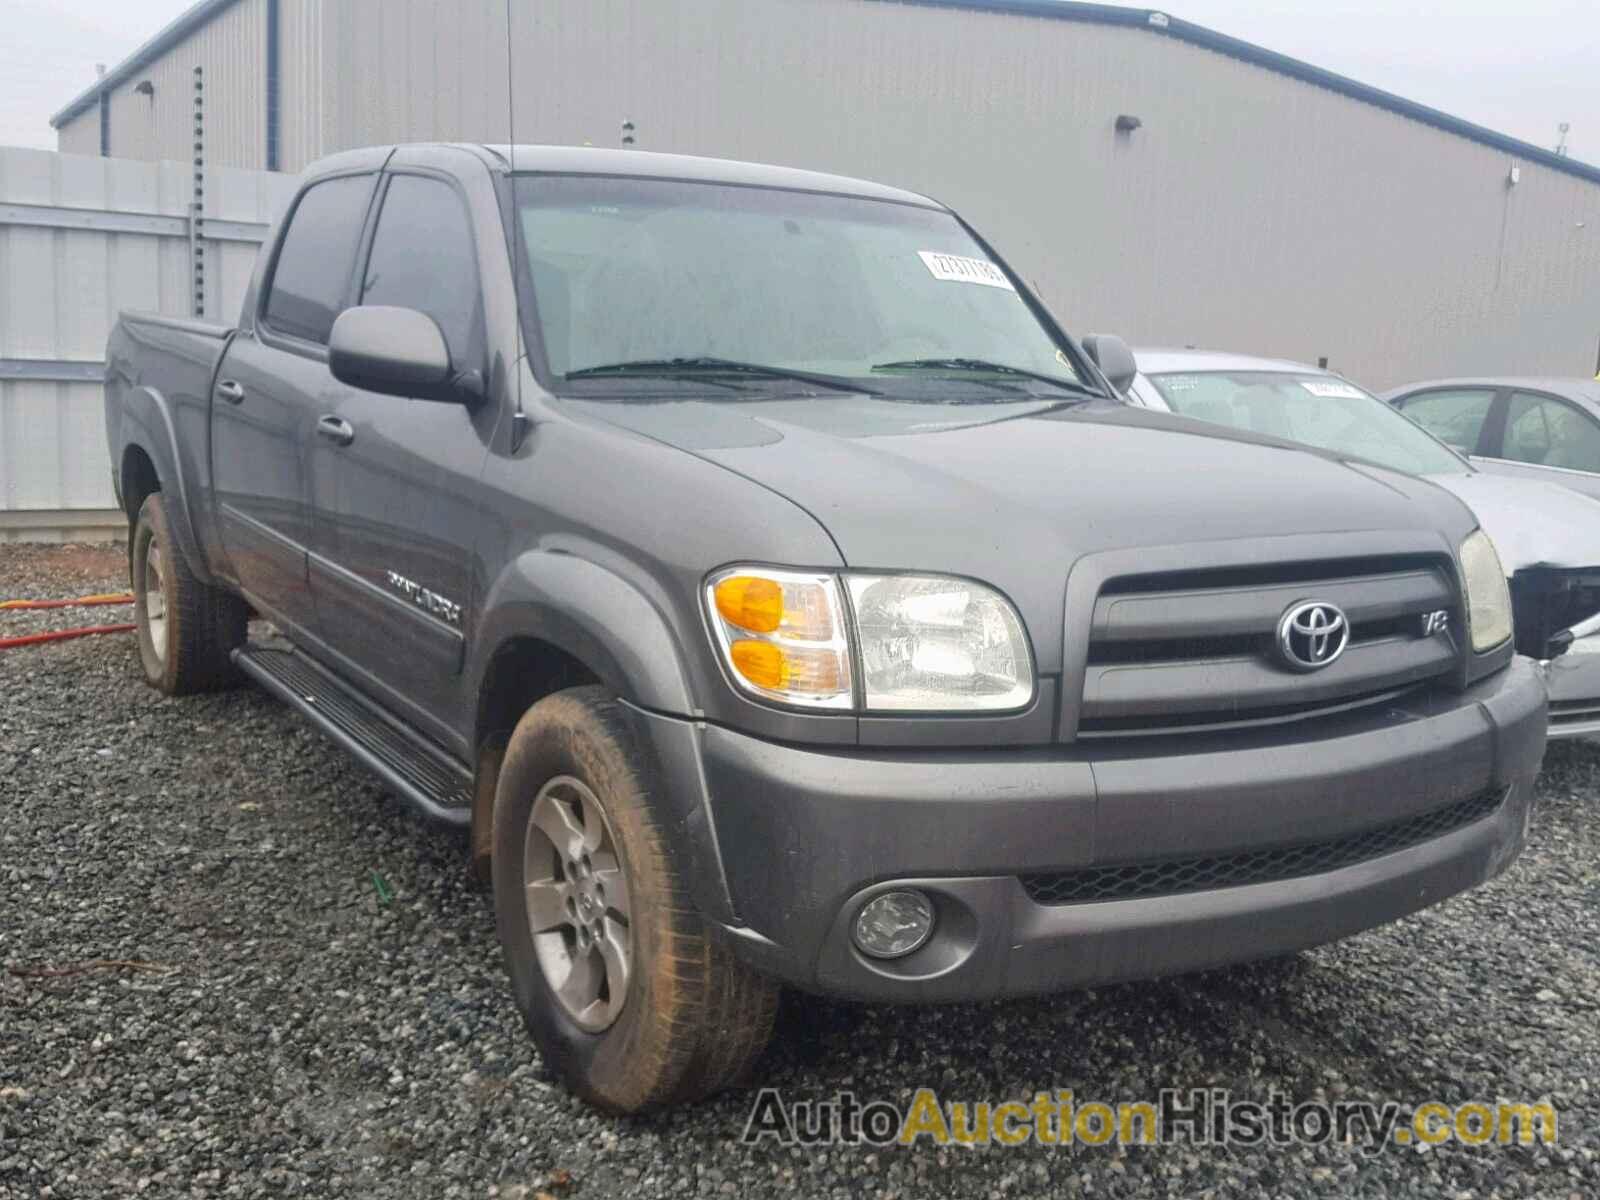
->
[845,574,1033,711]
[705,568,1034,713]
[1459,529,1513,653]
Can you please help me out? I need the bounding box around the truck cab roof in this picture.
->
[299,142,943,210]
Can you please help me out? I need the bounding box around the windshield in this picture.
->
[1147,370,1468,477]
[513,175,1086,394]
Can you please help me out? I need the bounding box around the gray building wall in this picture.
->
[113,0,266,169]
[56,114,100,158]
[56,0,268,170]
[278,0,329,175]
[50,0,1600,388]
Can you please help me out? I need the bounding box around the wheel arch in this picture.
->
[116,385,213,585]
[468,553,696,743]
[466,552,701,881]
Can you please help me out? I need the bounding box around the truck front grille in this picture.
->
[1020,786,1505,905]
[1076,556,1460,737]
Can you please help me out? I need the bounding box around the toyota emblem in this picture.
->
[1276,601,1350,671]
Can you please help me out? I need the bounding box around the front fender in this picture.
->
[469,552,696,730]
[470,553,744,923]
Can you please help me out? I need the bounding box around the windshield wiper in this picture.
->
[872,357,1103,397]
[566,356,879,395]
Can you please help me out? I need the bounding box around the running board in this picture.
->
[233,645,472,827]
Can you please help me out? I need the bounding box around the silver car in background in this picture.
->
[1380,377,1600,505]
[1124,349,1600,739]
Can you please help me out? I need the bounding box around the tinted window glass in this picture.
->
[1505,392,1600,473]
[264,174,373,344]
[361,175,481,366]
[1395,389,1494,455]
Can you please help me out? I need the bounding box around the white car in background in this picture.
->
[1121,348,1600,739]
[1382,377,1600,505]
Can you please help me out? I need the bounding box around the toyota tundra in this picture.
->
[105,144,1546,1113]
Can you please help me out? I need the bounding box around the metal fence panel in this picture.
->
[0,147,293,541]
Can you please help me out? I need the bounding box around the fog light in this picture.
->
[852,890,935,959]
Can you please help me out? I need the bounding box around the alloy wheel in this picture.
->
[522,775,633,1032]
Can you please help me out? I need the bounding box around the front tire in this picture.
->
[492,686,778,1113]
[131,494,247,694]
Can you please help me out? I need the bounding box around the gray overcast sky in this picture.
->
[1,0,1596,163]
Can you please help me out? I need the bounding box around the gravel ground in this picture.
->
[3,544,1598,1199]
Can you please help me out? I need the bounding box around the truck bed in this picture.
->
[104,311,235,571]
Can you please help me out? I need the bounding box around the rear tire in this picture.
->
[492,686,778,1113]
[131,494,247,695]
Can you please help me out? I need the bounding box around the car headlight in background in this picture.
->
[1459,529,1513,653]
[706,567,1034,713]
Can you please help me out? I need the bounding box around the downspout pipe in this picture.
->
[265,0,280,170]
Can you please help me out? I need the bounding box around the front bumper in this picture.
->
[635,656,1547,1002]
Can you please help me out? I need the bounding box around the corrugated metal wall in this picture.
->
[278,0,328,174]
[56,114,100,158]
[0,148,294,541]
[54,0,268,170]
[304,0,1600,388]
[107,0,268,170]
[319,0,512,161]
[42,0,1600,388]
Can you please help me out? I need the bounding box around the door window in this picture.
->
[262,174,374,344]
[1394,389,1494,455]
[1505,392,1600,473]
[360,174,483,368]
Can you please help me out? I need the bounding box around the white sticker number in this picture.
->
[1299,379,1366,400]
[918,251,1016,291]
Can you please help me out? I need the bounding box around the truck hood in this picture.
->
[573,395,1477,664]
[1426,471,1600,574]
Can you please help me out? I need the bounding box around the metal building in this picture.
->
[47,0,1600,388]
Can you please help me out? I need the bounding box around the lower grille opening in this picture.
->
[1020,787,1505,906]
[1074,682,1422,738]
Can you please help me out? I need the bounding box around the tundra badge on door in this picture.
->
[385,570,463,626]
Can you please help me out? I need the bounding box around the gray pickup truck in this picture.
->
[106,143,1546,1114]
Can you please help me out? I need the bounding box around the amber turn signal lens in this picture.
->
[706,567,853,709]
[714,575,785,633]
[729,639,790,690]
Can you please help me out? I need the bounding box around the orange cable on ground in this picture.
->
[0,592,133,610]
[0,592,137,650]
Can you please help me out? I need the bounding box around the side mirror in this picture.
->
[1081,334,1138,395]
[329,306,456,402]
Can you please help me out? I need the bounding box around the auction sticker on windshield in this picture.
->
[1300,379,1367,399]
[918,251,1016,291]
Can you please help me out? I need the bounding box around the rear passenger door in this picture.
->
[212,171,377,640]
[305,168,498,747]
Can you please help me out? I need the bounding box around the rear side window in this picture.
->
[1395,388,1494,455]
[263,174,374,344]
[360,175,483,367]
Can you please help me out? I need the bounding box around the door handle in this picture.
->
[316,415,355,447]
[216,379,245,405]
